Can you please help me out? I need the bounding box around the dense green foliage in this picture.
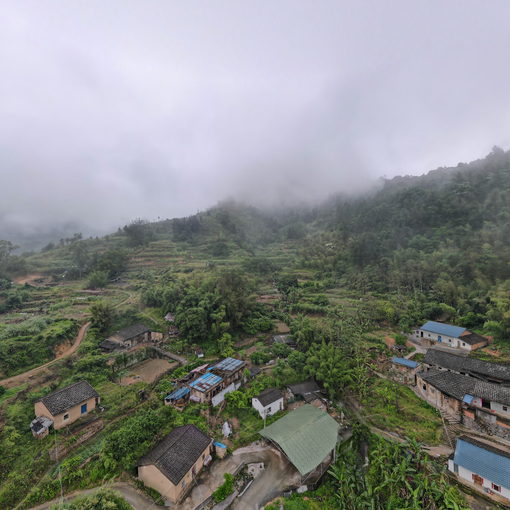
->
[54,489,133,510]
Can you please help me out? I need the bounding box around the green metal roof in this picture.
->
[259,404,339,475]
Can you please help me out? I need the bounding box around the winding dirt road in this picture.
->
[0,321,91,389]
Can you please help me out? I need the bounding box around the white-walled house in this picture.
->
[252,388,284,419]
[412,321,488,351]
[449,436,510,502]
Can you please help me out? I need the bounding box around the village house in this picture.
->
[287,380,323,404]
[416,369,510,438]
[390,357,421,384]
[272,334,296,348]
[138,424,213,504]
[252,388,284,419]
[423,349,510,385]
[33,380,99,432]
[449,436,510,502]
[99,323,151,352]
[412,321,488,351]
[188,357,246,406]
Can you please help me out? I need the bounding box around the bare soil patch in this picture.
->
[120,358,177,385]
[384,336,396,349]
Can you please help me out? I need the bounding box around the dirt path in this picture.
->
[0,322,91,389]
[26,481,164,510]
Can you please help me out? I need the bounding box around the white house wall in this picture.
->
[417,329,475,351]
[449,462,510,500]
[211,382,240,407]
[252,397,284,418]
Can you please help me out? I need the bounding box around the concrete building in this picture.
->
[188,357,245,406]
[449,436,510,502]
[138,424,212,504]
[34,380,99,430]
[252,388,284,419]
[100,323,151,352]
[412,321,488,351]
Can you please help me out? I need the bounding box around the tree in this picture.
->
[87,270,108,289]
[123,219,154,246]
[89,301,115,333]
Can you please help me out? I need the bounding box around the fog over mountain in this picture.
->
[1,1,510,244]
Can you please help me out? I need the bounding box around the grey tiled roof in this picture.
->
[459,332,489,346]
[419,369,510,406]
[255,388,283,407]
[40,381,99,416]
[110,323,149,341]
[138,425,211,485]
[419,370,475,400]
[424,350,510,382]
[287,380,321,397]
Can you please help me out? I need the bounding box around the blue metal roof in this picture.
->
[462,394,474,404]
[391,357,420,369]
[213,357,244,372]
[189,372,222,392]
[165,387,190,401]
[454,438,510,489]
[420,321,466,338]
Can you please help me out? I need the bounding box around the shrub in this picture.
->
[213,473,234,503]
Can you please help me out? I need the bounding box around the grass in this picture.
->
[362,378,443,445]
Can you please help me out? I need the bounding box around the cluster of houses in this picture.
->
[30,367,338,505]
[164,357,246,408]
[393,320,510,502]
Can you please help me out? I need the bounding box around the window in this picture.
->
[503,406,508,412]
[422,384,427,391]
[63,413,69,421]
[462,342,466,347]
[492,483,501,492]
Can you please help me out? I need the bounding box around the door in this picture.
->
[81,403,87,414]
[438,335,442,343]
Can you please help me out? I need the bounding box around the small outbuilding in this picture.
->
[287,379,323,403]
[252,388,284,419]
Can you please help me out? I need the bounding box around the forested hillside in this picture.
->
[0,149,509,509]
[300,147,510,339]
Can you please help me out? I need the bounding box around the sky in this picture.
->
[1,1,510,239]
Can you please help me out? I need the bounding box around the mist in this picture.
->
[2,1,510,243]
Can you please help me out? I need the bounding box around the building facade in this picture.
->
[34,380,99,430]
[449,436,510,502]
[138,424,212,503]
[412,321,487,351]
[252,388,284,418]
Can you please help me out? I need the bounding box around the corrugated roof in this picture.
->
[165,387,190,401]
[420,321,466,338]
[259,404,339,476]
[392,357,420,369]
[189,372,222,392]
[212,357,245,372]
[40,381,98,416]
[454,436,510,489]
